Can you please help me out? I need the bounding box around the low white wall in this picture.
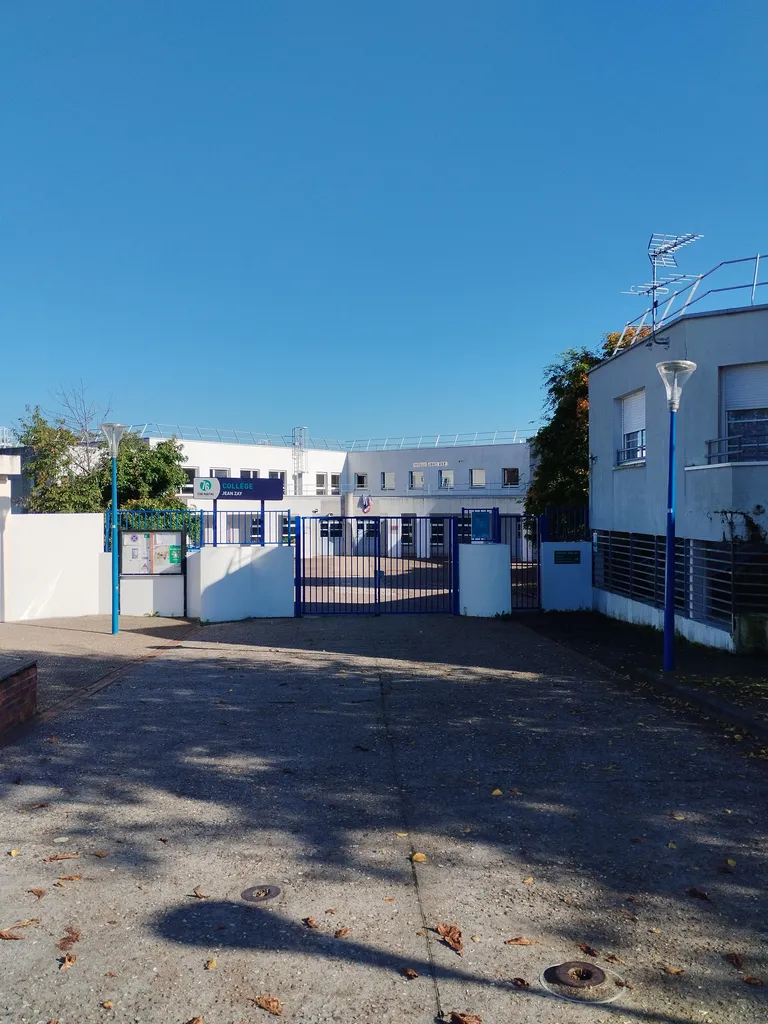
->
[1,513,105,622]
[120,576,186,617]
[540,542,592,611]
[186,550,202,619]
[459,544,511,617]
[593,588,735,651]
[195,545,295,622]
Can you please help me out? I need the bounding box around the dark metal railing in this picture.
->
[706,434,768,464]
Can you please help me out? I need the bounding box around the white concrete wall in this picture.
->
[459,544,511,617]
[186,549,202,619]
[120,576,186,617]
[540,542,592,611]
[195,545,294,622]
[593,587,735,651]
[589,306,768,542]
[1,513,105,621]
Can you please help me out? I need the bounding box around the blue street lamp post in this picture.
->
[100,423,127,635]
[656,361,697,672]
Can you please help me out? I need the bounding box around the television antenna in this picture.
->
[623,232,703,346]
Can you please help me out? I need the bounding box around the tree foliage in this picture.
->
[524,327,648,516]
[15,406,188,513]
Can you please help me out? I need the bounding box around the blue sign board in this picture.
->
[193,476,284,501]
[471,510,492,542]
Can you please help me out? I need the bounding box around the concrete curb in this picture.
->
[516,621,768,746]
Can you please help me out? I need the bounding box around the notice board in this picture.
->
[121,531,183,575]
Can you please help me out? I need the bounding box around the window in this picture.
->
[470,468,486,488]
[281,514,295,544]
[381,471,395,490]
[503,467,520,487]
[409,470,424,490]
[355,473,368,489]
[723,362,768,461]
[401,516,414,545]
[430,517,445,546]
[240,469,259,479]
[269,470,287,483]
[210,467,230,477]
[438,469,454,489]
[250,514,263,544]
[181,468,197,495]
[331,473,341,495]
[320,519,344,539]
[618,389,646,463]
[316,473,327,495]
[356,518,377,537]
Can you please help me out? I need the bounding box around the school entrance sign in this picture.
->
[193,476,284,501]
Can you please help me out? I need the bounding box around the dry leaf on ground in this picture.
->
[688,887,712,902]
[251,993,283,1015]
[205,958,217,970]
[512,977,530,988]
[449,1014,481,1024]
[57,926,81,951]
[9,850,20,857]
[604,953,626,965]
[491,788,503,797]
[102,1002,113,1009]
[106,971,118,977]
[662,965,685,976]
[59,953,77,969]
[436,923,463,955]
[28,888,47,900]
[743,976,764,986]
[303,917,319,929]
[0,928,25,940]
[383,897,396,902]
[14,919,40,928]
[505,936,536,946]
[92,851,109,858]
[325,908,337,915]
[334,927,350,939]
[401,967,419,979]
[669,811,685,820]
[579,942,599,957]
[191,887,209,899]
[522,877,534,885]
[43,853,79,862]
[184,1018,203,1024]
[58,874,82,882]
[411,852,427,863]
[726,952,744,970]
[616,978,633,989]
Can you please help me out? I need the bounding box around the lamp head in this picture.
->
[100,422,127,458]
[656,360,696,412]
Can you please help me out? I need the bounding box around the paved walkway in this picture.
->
[0,616,766,1023]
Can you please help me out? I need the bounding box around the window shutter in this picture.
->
[723,363,768,411]
[621,390,645,435]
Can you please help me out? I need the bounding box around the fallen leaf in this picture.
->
[416,929,426,936]
[491,789,503,797]
[449,1014,482,1024]
[383,897,396,903]
[28,888,47,900]
[13,918,40,928]
[579,942,599,957]
[616,978,633,989]
[436,922,463,955]
[325,908,337,915]
[604,953,626,965]
[505,936,537,946]
[668,841,677,849]
[744,976,764,985]
[205,958,217,970]
[334,927,350,939]
[649,928,662,934]
[402,967,419,979]
[395,832,409,837]
[303,917,319,929]
[512,977,530,988]
[58,874,82,882]
[251,994,283,1015]
[9,850,20,857]
[43,853,80,862]
[102,1001,114,1009]
[411,852,427,863]
[93,851,109,858]
[522,877,534,885]
[471,935,480,943]
[59,953,77,969]
[191,887,209,899]
[0,929,25,940]
[57,926,82,951]
[184,1018,203,1024]
[669,811,685,820]
[106,971,118,977]
[725,952,743,970]
[662,965,685,976]
[688,886,712,902]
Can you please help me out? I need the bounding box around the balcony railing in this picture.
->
[706,434,768,464]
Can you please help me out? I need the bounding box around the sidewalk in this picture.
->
[0,615,766,1023]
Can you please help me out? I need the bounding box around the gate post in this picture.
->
[451,516,460,615]
[294,516,303,617]
[374,516,381,615]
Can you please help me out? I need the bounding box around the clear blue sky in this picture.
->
[2,1,767,440]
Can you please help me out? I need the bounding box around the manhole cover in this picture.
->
[540,961,628,1004]
[241,885,281,903]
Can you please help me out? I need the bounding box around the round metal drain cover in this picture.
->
[540,962,627,1005]
[241,885,281,903]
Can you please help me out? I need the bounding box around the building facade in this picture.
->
[589,303,768,649]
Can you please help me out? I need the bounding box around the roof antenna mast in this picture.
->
[623,233,703,347]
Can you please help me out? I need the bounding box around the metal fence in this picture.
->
[593,529,768,630]
[541,506,590,542]
[199,510,295,547]
[500,514,540,610]
[105,509,203,551]
[706,433,768,464]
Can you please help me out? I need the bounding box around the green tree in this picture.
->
[524,328,648,517]
[15,407,188,513]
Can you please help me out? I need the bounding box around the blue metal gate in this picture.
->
[297,515,459,615]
